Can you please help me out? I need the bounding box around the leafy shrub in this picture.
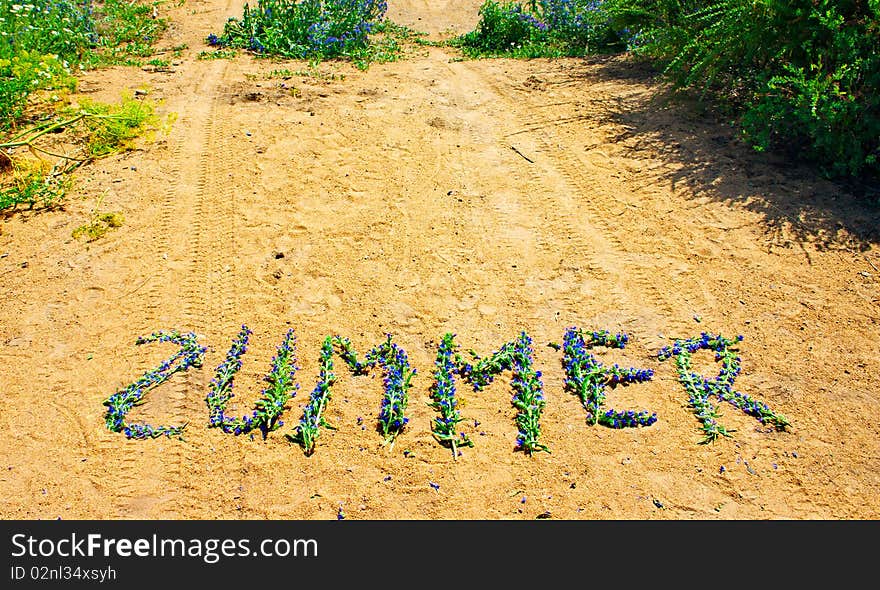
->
[537,0,622,51]
[453,0,623,58]
[453,1,552,56]
[208,0,397,66]
[605,0,880,179]
[0,2,166,217]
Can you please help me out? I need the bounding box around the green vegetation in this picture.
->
[145,57,171,70]
[73,93,159,157]
[206,0,425,70]
[88,0,168,65]
[452,0,620,58]
[617,0,880,180]
[1,0,167,128]
[0,157,66,211]
[197,47,238,60]
[455,0,880,181]
[1,94,160,212]
[0,50,77,128]
[269,66,345,82]
[1,1,167,213]
[72,211,124,242]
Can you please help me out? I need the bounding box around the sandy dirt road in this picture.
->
[1,0,878,519]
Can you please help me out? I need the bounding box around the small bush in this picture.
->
[1,2,94,128]
[458,0,879,181]
[537,0,622,51]
[0,66,36,125]
[454,1,552,56]
[208,0,403,67]
[453,0,623,58]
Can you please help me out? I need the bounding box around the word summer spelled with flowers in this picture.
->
[103,327,791,455]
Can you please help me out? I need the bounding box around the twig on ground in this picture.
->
[510,145,534,163]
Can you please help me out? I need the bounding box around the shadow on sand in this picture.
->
[558,55,879,253]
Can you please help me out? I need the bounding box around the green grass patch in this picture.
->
[197,48,238,60]
[146,57,170,67]
[268,66,345,82]
[1,0,168,128]
[84,0,168,67]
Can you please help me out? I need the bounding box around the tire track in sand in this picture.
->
[456,60,674,327]
[530,124,679,320]
[94,55,233,518]
[176,71,247,518]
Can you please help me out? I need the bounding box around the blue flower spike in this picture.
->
[658,333,790,443]
[561,327,657,429]
[287,334,414,455]
[206,327,298,439]
[103,330,207,439]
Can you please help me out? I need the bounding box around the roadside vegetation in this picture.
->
[204,0,426,70]
[1,0,168,213]
[454,0,880,183]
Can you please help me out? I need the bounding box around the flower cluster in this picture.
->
[287,334,414,454]
[287,336,338,456]
[103,330,206,439]
[206,325,251,430]
[455,341,515,391]
[509,332,550,454]
[305,18,374,53]
[210,0,388,60]
[247,36,266,53]
[518,11,548,32]
[455,0,624,58]
[364,334,415,443]
[455,332,549,454]
[537,0,600,34]
[104,325,794,450]
[658,333,790,443]
[429,334,473,458]
[256,329,299,434]
[562,327,656,428]
[205,326,298,438]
